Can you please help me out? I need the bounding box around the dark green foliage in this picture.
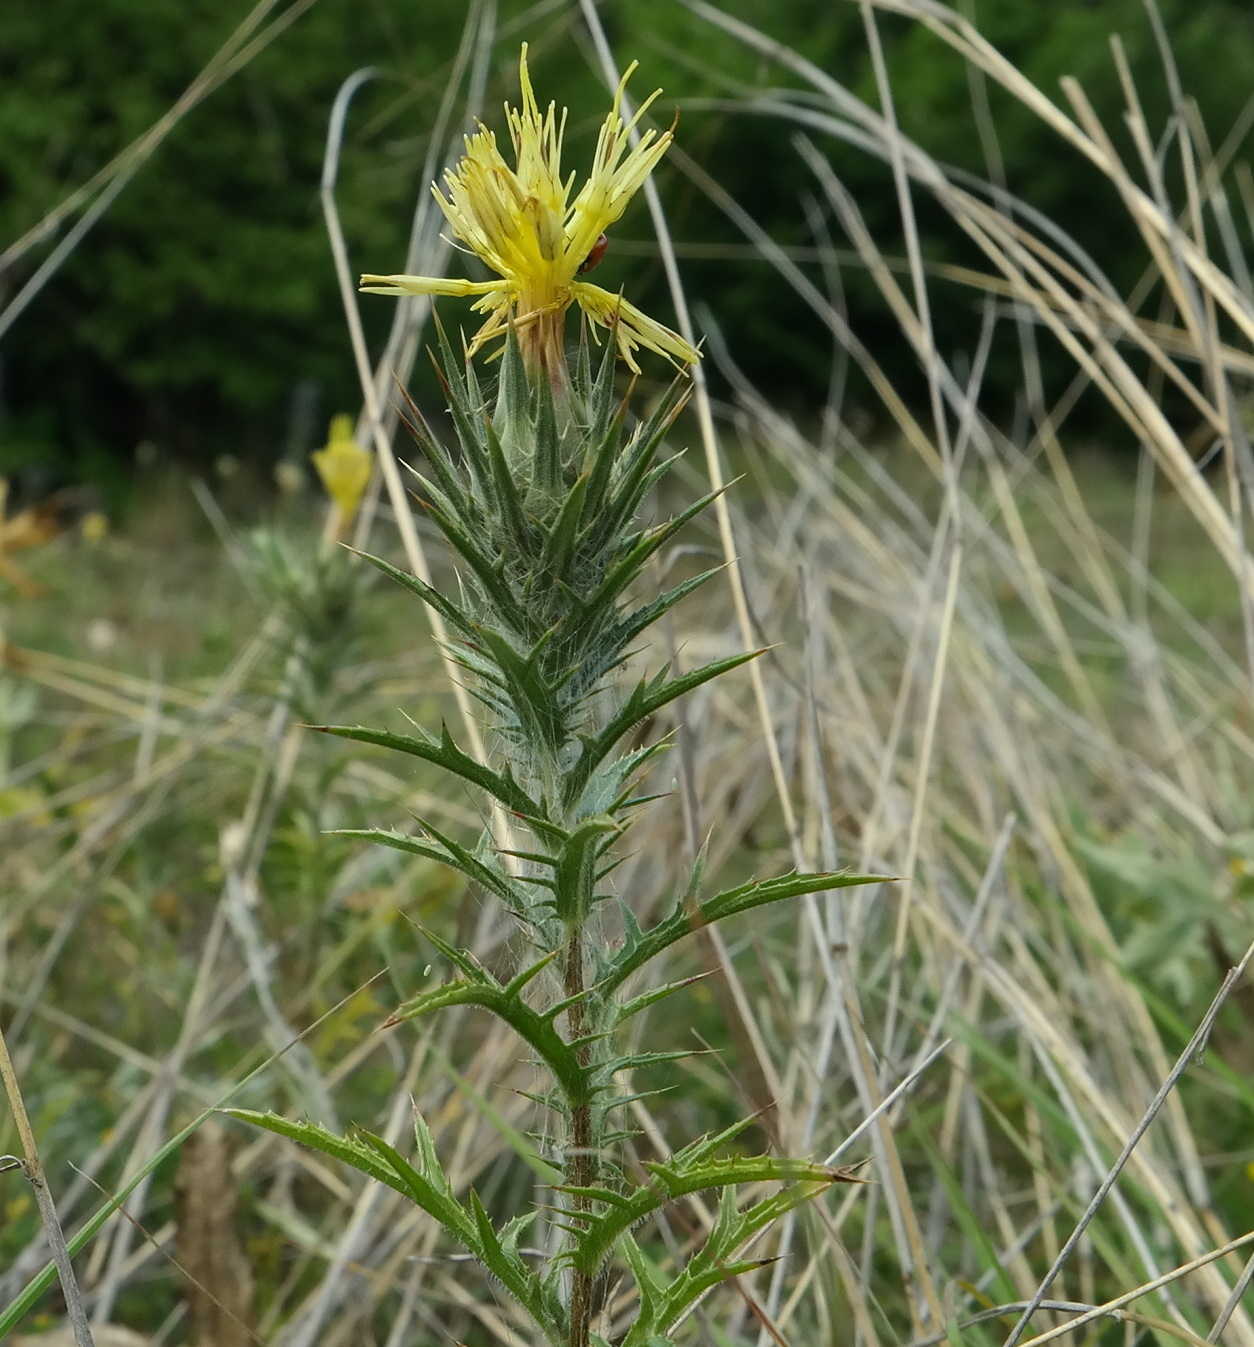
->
[7,1,1254,478]
[625,0,1254,424]
[0,0,468,470]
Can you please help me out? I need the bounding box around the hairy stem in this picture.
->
[563,924,594,1347]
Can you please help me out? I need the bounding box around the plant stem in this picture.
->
[0,1021,96,1347]
[563,924,594,1347]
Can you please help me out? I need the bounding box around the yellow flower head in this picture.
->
[360,45,700,381]
[80,511,109,544]
[312,415,373,525]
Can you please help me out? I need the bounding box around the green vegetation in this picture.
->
[4,4,1254,1347]
[3,0,1253,474]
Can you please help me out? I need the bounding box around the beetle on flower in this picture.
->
[360,45,700,384]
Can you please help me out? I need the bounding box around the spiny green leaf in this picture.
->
[388,943,594,1108]
[618,1167,848,1347]
[224,1111,480,1254]
[351,549,481,644]
[315,719,541,818]
[464,1188,555,1324]
[419,493,528,622]
[458,337,490,443]
[482,401,533,552]
[352,1125,475,1238]
[538,471,591,582]
[623,1258,773,1347]
[400,466,470,537]
[615,972,712,1024]
[594,449,685,554]
[599,869,883,997]
[563,650,762,810]
[226,1109,395,1187]
[503,948,562,996]
[573,319,595,415]
[393,385,467,506]
[679,843,709,910]
[565,487,726,647]
[593,380,689,538]
[569,565,726,697]
[583,314,625,443]
[673,1114,759,1167]
[354,1126,563,1343]
[432,317,493,490]
[597,1088,679,1120]
[571,741,668,821]
[620,1232,667,1338]
[702,869,887,926]
[593,1049,693,1080]
[494,323,531,452]
[578,396,632,523]
[413,923,489,980]
[531,357,562,493]
[334,823,531,918]
[475,625,567,754]
[552,814,620,923]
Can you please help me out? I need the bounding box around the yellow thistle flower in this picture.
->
[80,511,109,544]
[360,45,700,381]
[312,415,372,525]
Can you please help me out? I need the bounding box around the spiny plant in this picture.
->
[230,46,876,1347]
[242,413,378,718]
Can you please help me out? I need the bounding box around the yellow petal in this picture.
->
[359,274,502,298]
[572,282,699,372]
[312,415,373,523]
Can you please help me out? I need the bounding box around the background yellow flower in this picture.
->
[312,415,372,525]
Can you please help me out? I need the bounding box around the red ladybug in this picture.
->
[577,233,609,274]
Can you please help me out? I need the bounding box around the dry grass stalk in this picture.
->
[173,1120,255,1347]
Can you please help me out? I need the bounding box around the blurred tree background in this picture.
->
[2,0,1252,490]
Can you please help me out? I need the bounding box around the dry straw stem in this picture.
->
[82,590,349,1316]
[731,395,1254,1339]
[0,978,416,1341]
[0,1024,95,1347]
[688,0,1254,602]
[1004,1230,1254,1347]
[2,623,275,1034]
[1002,937,1254,1347]
[318,3,496,782]
[3,538,469,1332]
[663,4,1254,1342]
[1,605,516,1338]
